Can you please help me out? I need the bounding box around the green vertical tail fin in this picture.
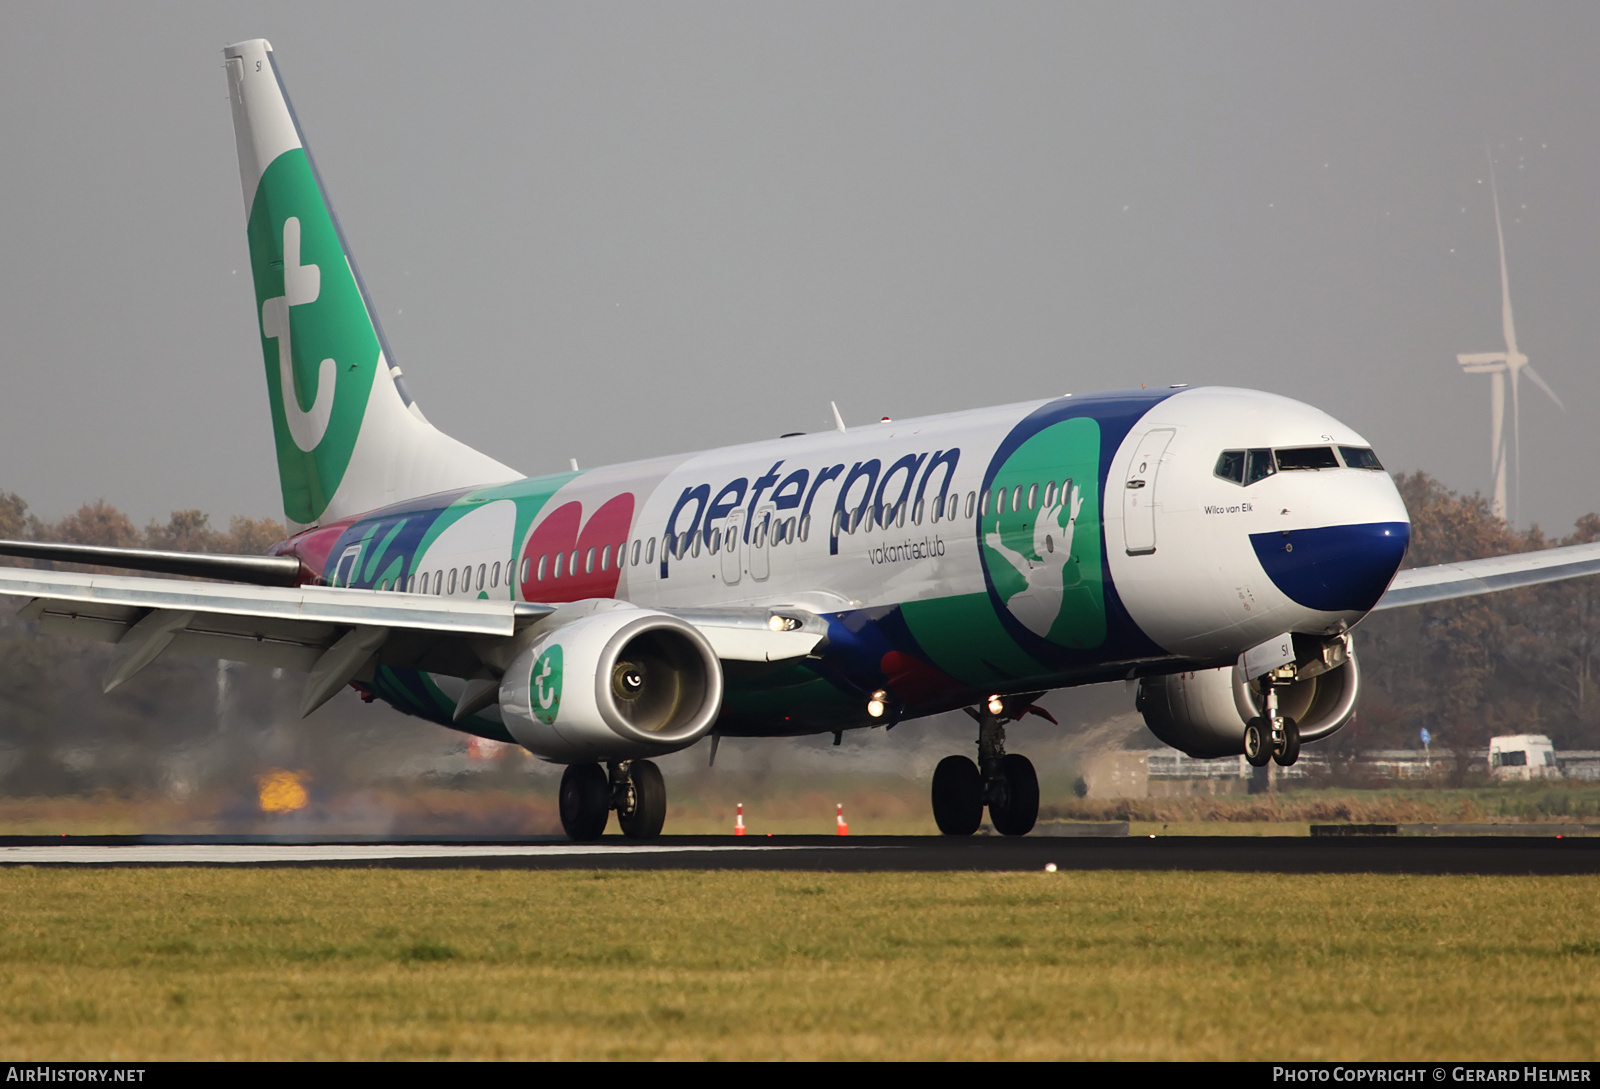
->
[223,40,518,527]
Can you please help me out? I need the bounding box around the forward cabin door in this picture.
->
[1123,429,1174,555]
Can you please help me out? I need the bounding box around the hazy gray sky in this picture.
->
[5,3,1600,535]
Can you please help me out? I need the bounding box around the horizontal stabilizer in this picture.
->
[0,539,304,586]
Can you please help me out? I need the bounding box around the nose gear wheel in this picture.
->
[1244,717,1272,767]
[1273,716,1301,766]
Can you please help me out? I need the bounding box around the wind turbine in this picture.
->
[1456,150,1564,524]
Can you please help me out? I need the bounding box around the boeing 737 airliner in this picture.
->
[4,40,1600,840]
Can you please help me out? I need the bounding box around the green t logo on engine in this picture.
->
[531,645,564,725]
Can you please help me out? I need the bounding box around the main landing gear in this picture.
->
[1243,677,1301,768]
[932,697,1039,836]
[559,759,667,841]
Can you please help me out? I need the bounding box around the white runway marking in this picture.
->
[0,843,811,865]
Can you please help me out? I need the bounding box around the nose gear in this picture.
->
[1244,676,1301,768]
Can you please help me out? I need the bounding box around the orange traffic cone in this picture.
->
[836,802,849,836]
[735,802,746,836]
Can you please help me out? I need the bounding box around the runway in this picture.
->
[2,834,1597,873]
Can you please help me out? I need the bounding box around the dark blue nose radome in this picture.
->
[1249,522,1411,614]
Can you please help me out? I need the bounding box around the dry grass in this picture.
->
[1045,781,1600,825]
[0,868,1596,1060]
[0,789,563,837]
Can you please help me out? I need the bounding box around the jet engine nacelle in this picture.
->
[1136,639,1360,758]
[500,604,724,762]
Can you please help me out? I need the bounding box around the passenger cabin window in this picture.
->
[1339,446,1384,470]
[1276,446,1340,471]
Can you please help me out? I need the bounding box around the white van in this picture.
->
[1488,735,1561,780]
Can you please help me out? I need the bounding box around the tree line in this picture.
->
[0,493,284,557]
[1357,473,1600,753]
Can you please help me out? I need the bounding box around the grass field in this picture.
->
[0,868,1596,1060]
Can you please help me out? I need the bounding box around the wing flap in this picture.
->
[0,568,517,636]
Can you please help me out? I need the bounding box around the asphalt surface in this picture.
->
[1,834,1597,873]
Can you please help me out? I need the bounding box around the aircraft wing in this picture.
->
[1373,541,1600,611]
[0,567,823,715]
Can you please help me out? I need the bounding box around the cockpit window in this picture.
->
[1276,446,1340,471]
[1245,448,1276,485]
[1339,446,1384,470]
[1216,448,1277,486]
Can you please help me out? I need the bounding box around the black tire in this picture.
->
[618,759,667,839]
[559,762,610,841]
[932,755,984,835]
[1273,716,1301,767]
[990,753,1039,837]
[1244,717,1272,768]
